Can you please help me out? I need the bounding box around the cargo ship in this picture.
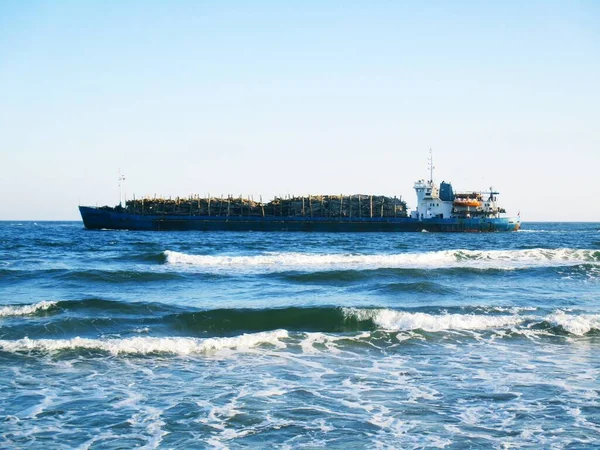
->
[79,159,520,232]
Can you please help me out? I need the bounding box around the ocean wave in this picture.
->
[54,298,181,314]
[0,301,57,317]
[273,269,466,286]
[517,229,559,233]
[0,267,222,284]
[164,307,370,333]
[0,305,537,336]
[472,306,538,314]
[163,248,599,272]
[0,330,289,356]
[343,308,600,335]
[343,308,526,332]
[376,281,455,294]
[369,310,600,336]
[55,269,185,283]
[0,298,181,317]
[3,301,597,338]
[545,311,600,336]
[127,251,168,264]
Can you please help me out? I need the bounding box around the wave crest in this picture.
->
[0,330,289,355]
[343,308,525,332]
[546,311,600,336]
[164,248,599,272]
[0,301,57,317]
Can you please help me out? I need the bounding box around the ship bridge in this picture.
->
[411,179,453,220]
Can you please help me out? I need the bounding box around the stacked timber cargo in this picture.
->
[121,194,408,218]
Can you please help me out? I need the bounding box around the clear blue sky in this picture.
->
[1,1,598,221]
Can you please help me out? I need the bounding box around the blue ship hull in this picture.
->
[79,206,520,232]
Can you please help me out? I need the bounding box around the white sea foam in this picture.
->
[480,306,538,314]
[0,301,57,317]
[546,311,600,336]
[133,327,150,334]
[164,248,599,272]
[20,390,56,418]
[343,308,526,332]
[344,307,600,336]
[0,330,288,356]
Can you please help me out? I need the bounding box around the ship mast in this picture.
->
[428,148,434,186]
[118,170,126,207]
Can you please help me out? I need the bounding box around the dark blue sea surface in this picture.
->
[1,221,599,448]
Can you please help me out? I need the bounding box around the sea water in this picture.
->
[0,222,599,448]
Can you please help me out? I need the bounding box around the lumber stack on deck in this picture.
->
[121,194,408,218]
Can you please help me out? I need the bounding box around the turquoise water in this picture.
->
[1,222,599,448]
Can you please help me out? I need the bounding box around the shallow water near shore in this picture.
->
[1,221,599,448]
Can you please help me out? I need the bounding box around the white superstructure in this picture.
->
[410,151,505,220]
[411,179,453,219]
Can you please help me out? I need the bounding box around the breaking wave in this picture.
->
[2,300,597,337]
[342,308,599,336]
[0,330,289,356]
[343,308,526,332]
[0,301,57,317]
[546,311,600,336]
[164,248,600,272]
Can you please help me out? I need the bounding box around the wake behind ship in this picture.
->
[79,172,520,232]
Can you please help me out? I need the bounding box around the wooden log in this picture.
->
[359,195,361,218]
